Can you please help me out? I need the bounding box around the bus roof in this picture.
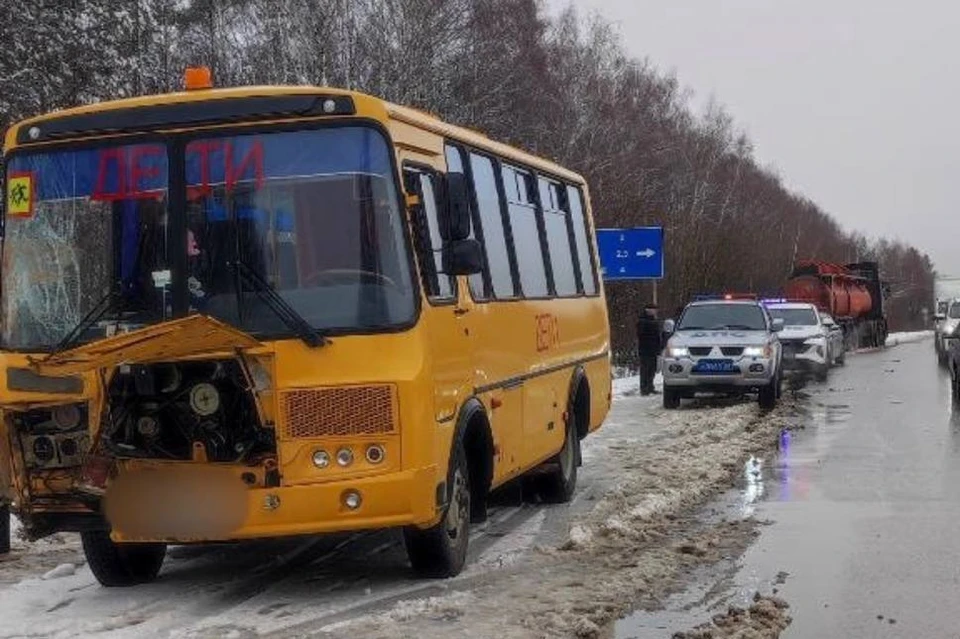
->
[4,85,585,185]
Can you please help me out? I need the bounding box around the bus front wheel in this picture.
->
[81,530,165,587]
[404,441,471,578]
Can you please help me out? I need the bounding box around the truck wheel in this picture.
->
[758,379,778,410]
[81,530,165,587]
[0,503,10,555]
[663,388,681,409]
[815,365,829,382]
[404,441,470,578]
[539,418,580,504]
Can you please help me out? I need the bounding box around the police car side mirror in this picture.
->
[935,313,946,321]
[663,319,675,334]
[772,318,785,333]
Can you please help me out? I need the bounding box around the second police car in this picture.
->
[764,300,843,381]
[661,295,784,410]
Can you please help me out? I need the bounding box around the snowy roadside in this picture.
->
[885,330,932,347]
[303,399,800,639]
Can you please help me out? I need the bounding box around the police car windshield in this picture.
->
[768,308,818,326]
[950,304,960,319]
[678,303,767,331]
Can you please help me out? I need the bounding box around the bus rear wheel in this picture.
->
[404,441,470,578]
[81,530,165,587]
[539,418,580,504]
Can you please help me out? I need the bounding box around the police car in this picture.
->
[763,301,835,381]
[661,295,784,410]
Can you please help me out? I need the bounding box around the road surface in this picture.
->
[0,333,941,638]
[620,334,954,637]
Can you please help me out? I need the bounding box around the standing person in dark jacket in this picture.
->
[636,304,663,395]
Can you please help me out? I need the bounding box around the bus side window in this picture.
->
[445,144,487,298]
[403,168,454,300]
[470,153,515,299]
[565,185,598,295]
[538,178,578,297]
[502,164,549,298]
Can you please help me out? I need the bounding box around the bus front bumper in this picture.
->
[110,466,440,543]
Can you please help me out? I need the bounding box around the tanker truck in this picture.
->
[782,261,888,349]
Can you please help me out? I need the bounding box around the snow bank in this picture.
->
[886,330,932,347]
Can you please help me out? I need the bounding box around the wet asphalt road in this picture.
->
[621,335,960,638]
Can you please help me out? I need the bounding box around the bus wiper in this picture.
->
[229,260,329,348]
[45,290,122,358]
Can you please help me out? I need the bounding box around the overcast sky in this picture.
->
[550,0,960,276]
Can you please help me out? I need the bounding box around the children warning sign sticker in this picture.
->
[6,172,34,218]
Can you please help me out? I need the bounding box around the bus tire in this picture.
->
[404,441,470,578]
[540,418,580,504]
[81,530,165,587]
[0,504,9,555]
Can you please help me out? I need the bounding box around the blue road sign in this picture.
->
[596,226,664,280]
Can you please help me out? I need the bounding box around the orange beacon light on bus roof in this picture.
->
[184,66,213,91]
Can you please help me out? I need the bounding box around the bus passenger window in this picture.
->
[503,165,548,298]
[539,178,578,297]
[565,185,597,295]
[470,153,515,299]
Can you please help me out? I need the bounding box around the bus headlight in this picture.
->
[312,449,330,469]
[365,444,385,464]
[336,447,354,467]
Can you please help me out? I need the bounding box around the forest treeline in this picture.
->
[0,0,935,361]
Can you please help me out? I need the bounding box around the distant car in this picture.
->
[820,314,846,366]
[765,302,836,381]
[661,298,784,410]
[935,299,960,367]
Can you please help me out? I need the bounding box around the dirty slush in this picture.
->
[319,396,803,639]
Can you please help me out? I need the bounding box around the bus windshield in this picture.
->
[2,126,415,350]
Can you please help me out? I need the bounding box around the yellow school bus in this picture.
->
[0,69,611,585]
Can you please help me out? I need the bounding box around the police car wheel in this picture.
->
[0,503,9,555]
[758,380,778,410]
[663,388,681,409]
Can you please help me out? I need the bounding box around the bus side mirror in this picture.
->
[443,238,483,276]
[662,319,675,334]
[442,173,471,242]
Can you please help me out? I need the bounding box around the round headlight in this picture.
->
[52,404,81,430]
[365,444,385,464]
[336,447,354,467]
[312,449,330,469]
[342,489,362,510]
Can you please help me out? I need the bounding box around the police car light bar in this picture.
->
[691,292,757,302]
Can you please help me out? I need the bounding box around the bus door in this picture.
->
[401,165,476,428]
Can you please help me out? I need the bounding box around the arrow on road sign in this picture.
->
[636,248,656,258]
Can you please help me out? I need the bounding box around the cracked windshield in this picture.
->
[0,2,955,639]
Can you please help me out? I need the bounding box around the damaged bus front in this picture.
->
[0,91,439,585]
